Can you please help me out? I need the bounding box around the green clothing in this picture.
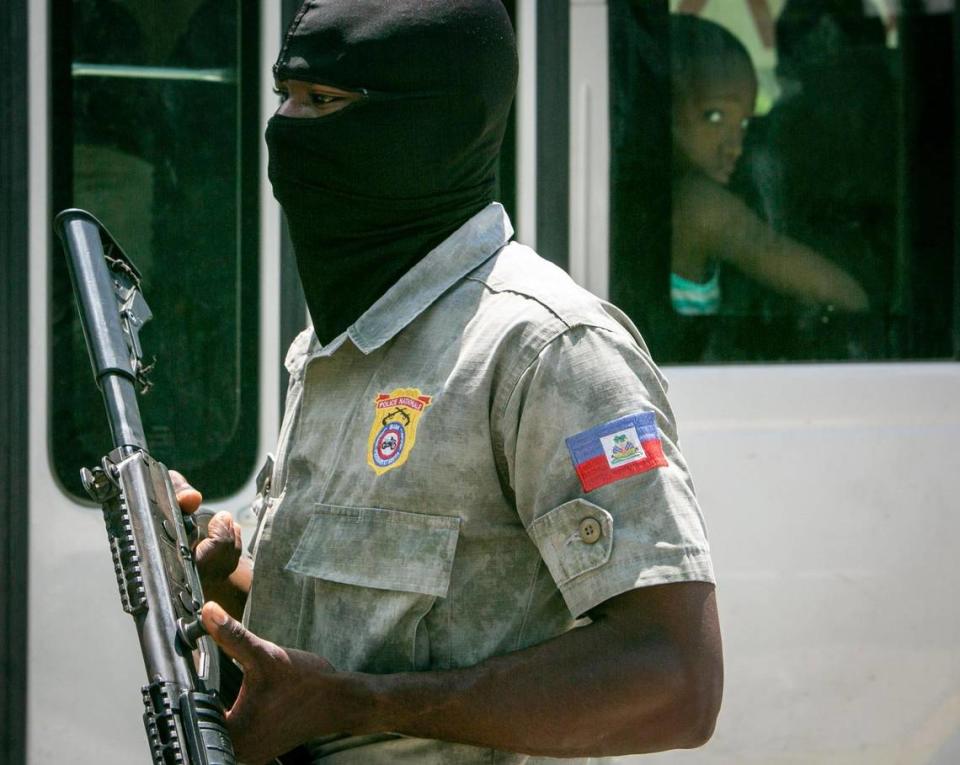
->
[671,268,721,316]
[245,203,713,763]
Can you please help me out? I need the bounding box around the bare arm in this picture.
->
[371,582,722,757]
[200,581,723,764]
[673,174,869,311]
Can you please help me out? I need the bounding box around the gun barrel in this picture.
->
[57,207,242,765]
[55,209,147,450]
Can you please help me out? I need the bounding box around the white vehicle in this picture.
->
[2,1,957,763]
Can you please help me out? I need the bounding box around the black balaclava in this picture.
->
[267,0,518,344]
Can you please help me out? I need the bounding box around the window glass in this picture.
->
[498,0,518,222]
[609,0,956,363]
[51,0,260,499]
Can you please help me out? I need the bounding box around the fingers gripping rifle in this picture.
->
[55,209,236,765]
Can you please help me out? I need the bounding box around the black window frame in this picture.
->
[607,1,960,365]
[0,0,30,762]
[48,0,262,500]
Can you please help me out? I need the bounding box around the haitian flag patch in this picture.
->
[565,411,667,492]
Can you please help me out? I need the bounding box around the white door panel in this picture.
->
[622,364,960,764]
[26,2,283,762]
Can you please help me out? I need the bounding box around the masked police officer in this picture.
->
[175,2,722,762]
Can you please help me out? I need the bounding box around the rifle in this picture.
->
[55,208,237,765]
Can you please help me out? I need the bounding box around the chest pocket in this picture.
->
[284,504,460,673]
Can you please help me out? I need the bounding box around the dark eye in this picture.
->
[272,86,288,103]
[311,93,338,106]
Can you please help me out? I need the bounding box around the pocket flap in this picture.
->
[528,498,613,586]
[285,504,461,598]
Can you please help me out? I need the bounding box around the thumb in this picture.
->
[200,601,263,669]
[170,470,203,515]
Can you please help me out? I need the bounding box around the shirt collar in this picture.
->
[304,202,513,360]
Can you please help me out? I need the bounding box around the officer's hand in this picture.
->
[170,470,243,583]
[170,469,203,514]
[200,602,341,764]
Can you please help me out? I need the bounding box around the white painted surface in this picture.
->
[568,0,610,299]
[621,363,960,764]
[516,0,538,249]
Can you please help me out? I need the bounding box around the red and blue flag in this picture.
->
[565,411,667,493]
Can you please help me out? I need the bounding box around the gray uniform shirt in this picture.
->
[245,203,714,763]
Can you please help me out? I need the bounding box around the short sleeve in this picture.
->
[497,323,714,618]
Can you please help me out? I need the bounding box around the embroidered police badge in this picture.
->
[366,388,433,475]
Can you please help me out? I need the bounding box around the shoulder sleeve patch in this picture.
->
[565,411,668,493]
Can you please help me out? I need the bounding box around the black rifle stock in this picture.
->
[55,208,236,765]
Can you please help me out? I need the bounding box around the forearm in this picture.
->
[737,234,869,312]
[769,245,868,311]
[201,583,721,763]
[708,189,870,312]
[337,587,722,757]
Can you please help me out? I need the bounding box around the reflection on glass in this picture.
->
[669,14,868,322]
[728,0,900,360]
[51,0,258,499]
[609,1,952,364]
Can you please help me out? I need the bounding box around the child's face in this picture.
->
[673,74,756,185]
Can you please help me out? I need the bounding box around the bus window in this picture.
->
[609,0,956,364]
[50,0,260,499]
[498,0,518,223]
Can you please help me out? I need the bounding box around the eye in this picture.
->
[740,117,751,131]
[272,87,340,107]
[704,109,724,125]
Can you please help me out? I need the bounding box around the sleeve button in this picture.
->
[579,517,602,544]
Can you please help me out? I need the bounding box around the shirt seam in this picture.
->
[489,323,568,500]
[561,552,715,617]
[492,322,647,517]
[559,545,712,584]
[464,275,573,329]
[513,556,544,653]
[495,322,570,425]
[497,322,644,423]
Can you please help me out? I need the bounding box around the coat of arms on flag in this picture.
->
[366,388,433,475]
[565,411,667,492]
